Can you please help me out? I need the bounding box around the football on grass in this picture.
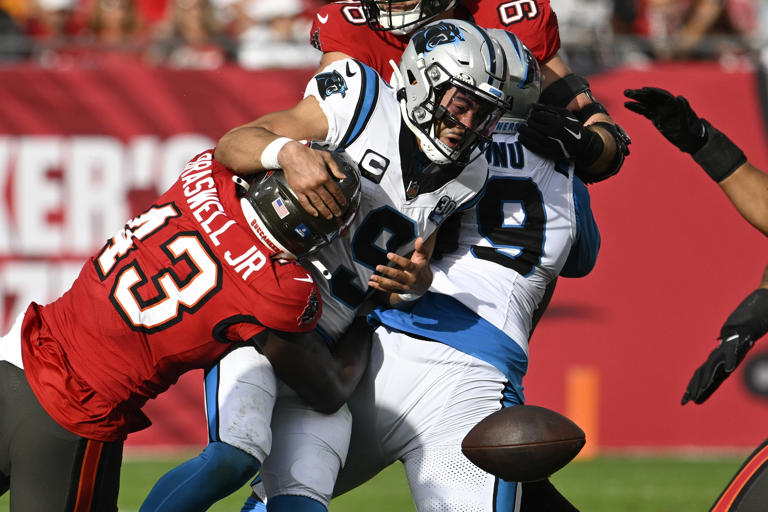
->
[461,405,586,482]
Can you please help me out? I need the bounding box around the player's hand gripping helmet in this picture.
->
[393,20,510,165]
[241,149,362,259]
[361,0,456,35]
[487,29,541,123]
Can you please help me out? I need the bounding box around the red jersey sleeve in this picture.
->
[248,260,321,334]
[310,1,407,78]
[465,0,561,62]
[311,2,372,59]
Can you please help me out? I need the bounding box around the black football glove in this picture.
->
[682,289,768,405]
[624,86,746,182]
[518,104,604,168]
[623,87,707,154]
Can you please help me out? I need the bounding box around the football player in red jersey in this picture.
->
[0,148,369,512]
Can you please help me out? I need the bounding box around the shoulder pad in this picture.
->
[305,59,384,150]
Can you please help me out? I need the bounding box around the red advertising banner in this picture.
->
[1,61,768,452]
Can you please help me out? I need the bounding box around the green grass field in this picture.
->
[0,454,746,511]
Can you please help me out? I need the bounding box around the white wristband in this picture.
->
[397,292,424,303]
[260,137,294,169]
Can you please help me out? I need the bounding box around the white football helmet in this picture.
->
[487,29,541,123]
[361,0,456,35]
[240,149,361,259]
[393,19,510,165]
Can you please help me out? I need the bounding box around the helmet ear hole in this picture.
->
[243,149,362,259]
[407,69,418,86]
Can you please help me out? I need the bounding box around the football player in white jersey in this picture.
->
[140,19,512,512]
[326,29,600,512]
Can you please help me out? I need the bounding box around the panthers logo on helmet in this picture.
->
[315,70,348,99]
[412,21,464,54]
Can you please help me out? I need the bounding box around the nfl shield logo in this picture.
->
[294,223,311,238]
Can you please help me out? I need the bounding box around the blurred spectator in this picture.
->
[0,7,32,61]
[147,0,235,68]
[79,0,147,63]
[135,0,169,27]
[23,0,85,67]
[612,0,641,35]
[646,0,751,62]
[550,0,615,74]
[236,0,320,69]
[611,0,655,66]
[0,0,29,21]
[209,0,241,35]
[24,0,82,40]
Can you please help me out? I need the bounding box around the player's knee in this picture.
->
[267,495,327,512]
[202,441,262,486]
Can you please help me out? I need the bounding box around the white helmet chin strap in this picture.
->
[389,60,454,165]
[239,198,295,260]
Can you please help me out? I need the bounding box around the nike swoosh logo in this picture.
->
[564,127,581,140]
[294,274,314,283]
[345,61,357,77]
[317,13,328,24]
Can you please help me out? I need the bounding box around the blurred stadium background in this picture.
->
[2,0,768,509]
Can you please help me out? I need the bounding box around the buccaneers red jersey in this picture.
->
[310,0,561,79]
[462,0,560,62]
[20,150,321,441]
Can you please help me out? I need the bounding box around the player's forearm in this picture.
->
[718,162,768,237]
[296,316,372,414]
[214,123,283,174]
[539,55,629,183]
[577,123,619,179]
[261,323,369,414]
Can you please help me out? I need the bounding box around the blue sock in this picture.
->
[267,495,327,512]
[240,495,267,512]
[140,442,261,512]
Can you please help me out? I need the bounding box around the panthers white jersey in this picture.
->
[304,58,488,341]
[428,127,578,357]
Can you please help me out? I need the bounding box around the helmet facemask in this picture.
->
[361,0,456,35]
